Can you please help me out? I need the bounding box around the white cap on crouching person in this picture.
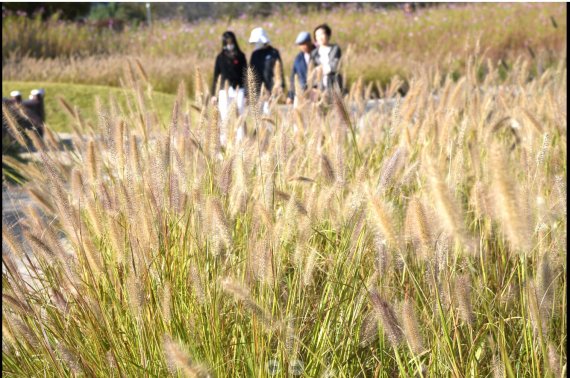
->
[249,27,270,44]
[295,31,311,45]
[30,89,44,99]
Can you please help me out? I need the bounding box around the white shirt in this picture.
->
[303,52,310,66]
[318,45,332,75]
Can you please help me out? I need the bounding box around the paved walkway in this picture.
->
[2,183,37,281]
[2,184,28,231]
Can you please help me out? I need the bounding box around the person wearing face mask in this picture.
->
[286,31,316,106]
[212,31,248,121]
[248,27,285,114]
[310,23,342,93]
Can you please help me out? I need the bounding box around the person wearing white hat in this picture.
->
[248,27,285,114]
[286,31,316,106]
[249,27,271,50]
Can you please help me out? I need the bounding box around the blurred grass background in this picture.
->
[2,3,566,95]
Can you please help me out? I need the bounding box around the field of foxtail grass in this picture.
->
[2,54,567,377]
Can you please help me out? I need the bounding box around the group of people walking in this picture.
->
[211,24,342,120]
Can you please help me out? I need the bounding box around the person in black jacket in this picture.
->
[212,31,248,120]
[248,27,285,114]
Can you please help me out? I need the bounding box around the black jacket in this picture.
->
[249,45,285,94]
[212,50,248,94]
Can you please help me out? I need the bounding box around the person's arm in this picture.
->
[288,58,298,100]
[238,53,247,89]
[212,55,221,95]
[278,52,285,91]
[246,53,257,98]
[310,49,319,66]
[329,45,342,74]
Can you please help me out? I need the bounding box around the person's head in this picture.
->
[299,42,313,54]
[314,23,332,46]
[249,27,270,49]
[295,31,314,53]
[222,31,240,53]
[404,3,416,14]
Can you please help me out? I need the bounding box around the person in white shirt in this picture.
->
[310,23,342,92]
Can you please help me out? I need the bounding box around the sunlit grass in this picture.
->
[2,54,566,376]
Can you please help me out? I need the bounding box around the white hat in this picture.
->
[249,27,270,44]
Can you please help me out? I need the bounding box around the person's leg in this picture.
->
[236,121,245,143]
[233,88,247,144]
[218,89,229,120]
[236,88,246,116]
[221,87,239,146]
[262,101,270,115]
[227,86,237,117]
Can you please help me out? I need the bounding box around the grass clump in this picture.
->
[2,55,567,376]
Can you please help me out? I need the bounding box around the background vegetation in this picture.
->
[3,3,566,94]
[2,81,177,133]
